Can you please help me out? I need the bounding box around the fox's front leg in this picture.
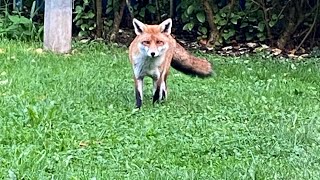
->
[134,78,143,108]
[152,77,167,104]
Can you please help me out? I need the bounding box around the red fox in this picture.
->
[129,18,213,108]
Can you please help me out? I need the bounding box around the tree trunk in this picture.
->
[96,0,103,38]
[170,0,174,17]
[276,4,305,49]
[109,0,126,42]
[155,0,161,22]
[202,0,219,47]
[275,0,315,49]
[261,2,273,44]
[276,21,296,49]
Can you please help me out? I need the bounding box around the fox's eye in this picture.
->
[142,41,150,45]
[156,40,164,45]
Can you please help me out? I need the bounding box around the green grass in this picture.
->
[0,39,320,179]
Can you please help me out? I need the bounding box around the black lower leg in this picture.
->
[153,86,160,104]
[161,90,166,100]
[161,80,167,100]
[135,89,142,108]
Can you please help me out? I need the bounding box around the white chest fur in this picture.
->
[133,54,165,79]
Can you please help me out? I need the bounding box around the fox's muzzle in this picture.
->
[148,51,159,57]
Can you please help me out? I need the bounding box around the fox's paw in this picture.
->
[152,87,167,104]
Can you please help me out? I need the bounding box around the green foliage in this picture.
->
[0,1,43,41]
[73,0,96,38]
[1,40,320,178]
[0,0,317,49]
[104,0,114,31]
[132,3,157,19]
[178,0,208,39]
[176,0,277,45]
[212,1,286,45]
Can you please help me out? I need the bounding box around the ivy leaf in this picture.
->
[196,12,205,23]
[245,32,254,41]
[84,0,89,5]
[187,5,194,15]
[214,15,221,24]
[269,20,276,27]
[146,5,156,13]
[248,17,257,22]
[106,7,113,14]
[279,15,284,19]
[183,22,194,31]
[89,26,95,30]
[73,13,82,22]
[105,20,113,26]
[258,22,265,32]
[233,14,241,20]
[272,14,277,20]
[219,19,228,26]
[231,14,241,24]
[222,29,235,40]
[80,24,89,31]
[75,5,83,13]
[231,18,238,25]
[240,22,248,28]
[78,31,88,37]
[199,26,207,34]
[139,8,145,17]
[257,32,265,38]
[259,36,266,41]
[83,11,95,19]
[75,19,83,26]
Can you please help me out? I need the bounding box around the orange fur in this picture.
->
[129,18,212,108]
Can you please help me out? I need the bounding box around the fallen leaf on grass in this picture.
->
[288,49,296,55]
[8,169,17,180]
[272,48,282,56]
[199,39,207,45]
[222,46,233,51]
[79,141,89,147]
[71,49,78,54]
[288,54,298,58]
[0,79,9,85]
[300,54,309,58]
[0,48,5,54]
[10,56,16,60]
[246,42,258,48]
[80,39,90,43]
[35,48,43,54]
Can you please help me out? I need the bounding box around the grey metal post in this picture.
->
[44,0,72,53]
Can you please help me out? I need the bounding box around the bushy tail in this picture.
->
[171,42,213,77]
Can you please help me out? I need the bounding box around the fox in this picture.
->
[129,18,213,108]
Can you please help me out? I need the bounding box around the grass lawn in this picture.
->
[0,39,320,179]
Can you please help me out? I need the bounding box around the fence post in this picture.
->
[44,0,72,53]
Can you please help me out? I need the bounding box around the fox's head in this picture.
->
[132,18,172,58]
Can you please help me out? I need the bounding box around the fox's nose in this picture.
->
[151,52,155,57]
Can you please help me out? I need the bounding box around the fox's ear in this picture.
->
[133,18,146,35]
[159,18,172,35]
